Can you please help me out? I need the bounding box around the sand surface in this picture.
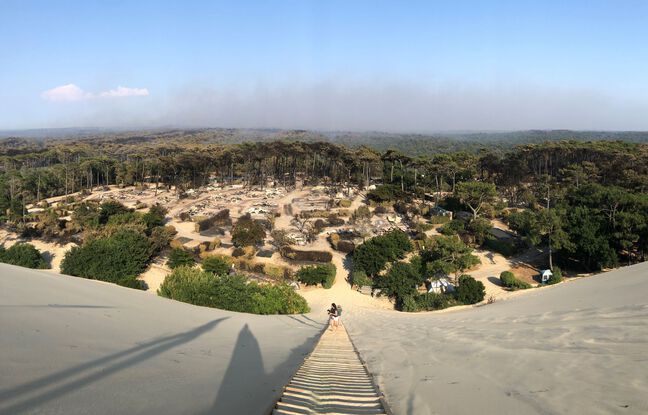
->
[343,261,648,415]
[2,257,647,414]
[0,264,325,415]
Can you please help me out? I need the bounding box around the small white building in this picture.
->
[541,269,553,283]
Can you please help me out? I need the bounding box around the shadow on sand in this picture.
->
[0,318,227,414]
[208,322,322,414]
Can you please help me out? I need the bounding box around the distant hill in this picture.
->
[2,127,647,155]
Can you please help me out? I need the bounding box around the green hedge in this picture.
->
[0,243,48,269]
[401,292,459,312]
[455,275,485,304]
[202,255,231,276]
[60,230,149,290]
[500,271,531,290]
[296,264,336,288]
[429,215,451,225]
[546,267,563,285]
[353,229,412,276]
[167,248,195,269]
[282,247,333,263]
[158,267,310,314]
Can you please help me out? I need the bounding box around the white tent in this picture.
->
[428,278,455,294]
[541,269,553,283]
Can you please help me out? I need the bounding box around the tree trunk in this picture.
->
[548,238,553,270]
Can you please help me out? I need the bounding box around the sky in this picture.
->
[1,0,648,131]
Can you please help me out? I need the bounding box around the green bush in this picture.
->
[0,243,48,269]
[367,185,406,203]
[231,214,266,247]
[60,229,151,289]
[351,270,372,288]
[429,215,451,225]
[353,230,412,276]
[500,271,531,290]
[167,248,195,269]
[99,200,130,224]
[158,267,310,314]
[466,218,492,245]
[296,264,336,288]
[142,203,168,230]
[339,199,352,208]
[351,206,371,223]
[439,219,465,236]
[401,296,419,312]
[149,225,177,253]
[202,255,231,276]
[281,247,333,263]
[546,267,563,285]
[414,292,456,311]
[373,261,424,309]
[455,275,485,304]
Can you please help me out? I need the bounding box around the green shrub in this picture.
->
[546,267,563,285]
[415,222,434,233]
[202,255,231,276]
[339,199,352,208]
[401,296,419,312]
[415,292,456,311]
[296,264,336,288]
[158,267,309,314]
[99,200,130,224]
[0,243,48,269]
[281,247,333,263]
[231,214,266,247]
[353,230,412,276]
[264,263,288,280]
[142,203,168,230]
[351,270,372,288]
[466,218,492,245]
[439,219,465,236]
[429,215,451,225]
[336,240,355,253]
[60,229,151,289]
[351,206,371,223]
[500,271,531,290]
[149,225,177,253]
[167,248,195,269]
[373,261,424,309]
[455,275,485,304]
[367,185,406,203]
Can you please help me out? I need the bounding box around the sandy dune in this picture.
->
[2,258,647,414]
[344,261,648,415]
[0,264,326,415]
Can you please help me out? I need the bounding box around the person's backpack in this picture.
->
[337,305,343,316]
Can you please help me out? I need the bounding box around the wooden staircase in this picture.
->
[272,325,389,415]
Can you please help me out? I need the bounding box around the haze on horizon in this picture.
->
[1,1,647,132]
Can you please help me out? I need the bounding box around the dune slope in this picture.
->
[0,264,325,415]
[344,262,648,415]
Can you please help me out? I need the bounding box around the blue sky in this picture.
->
[1,1,648,131]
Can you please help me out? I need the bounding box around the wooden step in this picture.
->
[273,326,390,415]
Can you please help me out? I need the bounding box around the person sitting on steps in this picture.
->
[327,303,339,331]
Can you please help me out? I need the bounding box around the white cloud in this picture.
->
[40,84,91,102]
[98,86,149,98]
[41,84,149,102]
